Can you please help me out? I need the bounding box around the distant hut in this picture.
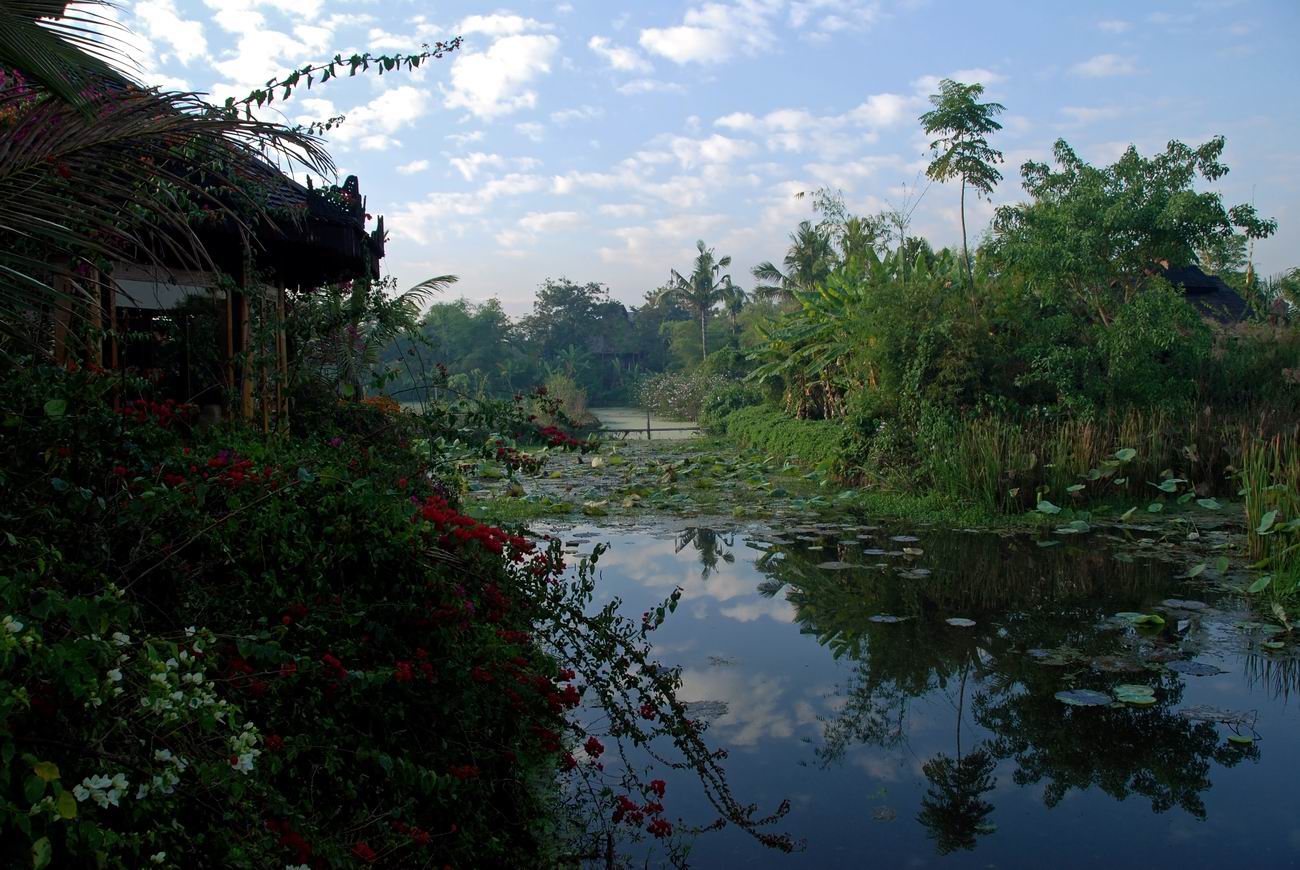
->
[1157,262,1249,323]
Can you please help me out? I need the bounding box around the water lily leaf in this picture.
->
[1115,612,1165,627]
[1114,684,1157,705]
[868,614,908,624]
[1115,448,1137,462]
[1183,563,1207,578]
[1196,498,1222,510]
[43,399,66,418]
[1227,734,1254,745]
[1066,484,1086,493]
[1166,660,1224,676]
[945,617,976,628]
[1262,640,1285,650]
[816,561,854,571]
[890,535,920,543]
[1147,502,1164,513]
[1247,576,1272,594]
[1036,539,1061,548]
[1256,510,1278,535]
[1055,689,1111,707]
[1036,500,1062,515]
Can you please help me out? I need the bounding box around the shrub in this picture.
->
[698,382,763,433]
[0,363,788,867]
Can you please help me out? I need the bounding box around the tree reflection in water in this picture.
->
[676,527,735,579]
[747,527,1263,853]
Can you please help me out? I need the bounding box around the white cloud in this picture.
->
[1098,18,1131,33]
[392,173,546,244]
[449,152,541,181]
[713,92,909,156]
[588,35,653,72]
[639,0,783,65]
[912,68,1005,95]
[550,104,604,124]
[518,210,583,233]
[133,0,207,64]
[297,86,432,150]
[443,34,560,119]
[617,79,686,95]
[599,203,648,218]
[397,159,430,175]
[446,130,485,147]
[455,14,549,37]
[1060,105,1124,126]
[1071,53,1137,77]
[515,122,546,142]
[667,134,756,168]
[788,0,882,39]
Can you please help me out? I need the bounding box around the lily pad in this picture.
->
[1160,599,1208,611]
[890,535,920,543]
[868,614,908,624]
[1113,684,1157,706]
[816,561,854,571]
[1227,734,1255,746]
[1090,655,1142,673]
[1179,705,1254,726]
[1055,689,1112,707]
[1166,660,1225,676]
[945,618,976,628]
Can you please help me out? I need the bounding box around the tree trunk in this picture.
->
[700,308,708,360]
[960,178,974,293]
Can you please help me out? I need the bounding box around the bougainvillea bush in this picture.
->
[0,364,789,868]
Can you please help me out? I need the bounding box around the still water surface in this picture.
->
[555,521,1299,867]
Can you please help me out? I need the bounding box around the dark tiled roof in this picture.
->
[1160,263,1248,323]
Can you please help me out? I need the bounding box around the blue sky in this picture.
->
[115,0,1299,312]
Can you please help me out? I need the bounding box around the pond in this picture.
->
[551,520,1300,868]
[590,406,700,440]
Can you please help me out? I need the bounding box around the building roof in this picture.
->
[1159,263,1248,323]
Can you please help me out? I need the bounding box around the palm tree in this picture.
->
[751,221,834,302]
[720,281,748,339]
[662,239,736,359]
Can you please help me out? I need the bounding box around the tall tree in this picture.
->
[752,221,834,302]
[919,79,1006,290]
[662,240,736,359]
[991,136,1277,325]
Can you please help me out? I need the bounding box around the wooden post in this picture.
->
[277,287,289,433]
[80,270,102,367]
[52,274,73,365]
[238,291,253,420]
[646,407,652,441]
[259,289,269,433]
[222,285,234,405]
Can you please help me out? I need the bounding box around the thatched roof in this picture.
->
[1160,264,1247,322]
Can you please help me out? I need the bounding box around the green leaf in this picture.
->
[1066,484,1086,493]
[1120,506,1137,521]
[31,837,52,870]
[1196,498,1222,510]
[43,399,66,418]
[32,761,59,782]
[340,383,355,398]
[1184,563,1207,578]
[1147,502,1164,513]
[296,467,315,483]
[1036,499,1061,515]
[1114,448,1137,462]
[1256,510,1278,535]
[1247,576,1272,594]
[56,790,77,820]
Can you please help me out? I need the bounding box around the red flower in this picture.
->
[647,817,673,839]
[265,734,284,751]
[393,661,414,683]
[279,661,297,678]
[449,764,479,780]
[649,779,666,799]
[112,465,128,477]
[584,736,604,758]
[350,841,378,863]
[639,702,657,721]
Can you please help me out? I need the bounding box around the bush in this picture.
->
[698,382,763,433]
[638,370,733,421]
[719,406,848,471]
[0,363,789,867]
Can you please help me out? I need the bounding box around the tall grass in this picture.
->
[1240,435,1300,595]
[927,406,1300,515]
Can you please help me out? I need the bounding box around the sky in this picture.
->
[112,0,1299,313]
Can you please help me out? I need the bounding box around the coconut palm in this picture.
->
[751,221,834,302]
[661,239,736,359]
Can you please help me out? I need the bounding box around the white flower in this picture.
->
[106,669,122,682]
[150,851,166,864]
[154,749,172,762]
[111,632,131,647]
[184,626,196,636]
[2,615,22,634]
[72,785,89,802]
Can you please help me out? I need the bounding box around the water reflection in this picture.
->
[579,523,1297,866]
